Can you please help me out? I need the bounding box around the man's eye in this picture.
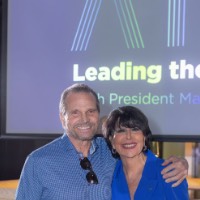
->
[88,109,96,114]
[71,111,79,116]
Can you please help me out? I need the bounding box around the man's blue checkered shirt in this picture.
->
[16,133,116,200]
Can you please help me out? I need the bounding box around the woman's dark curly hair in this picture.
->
[103,106,152,157]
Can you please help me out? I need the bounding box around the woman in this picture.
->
[103,106,189,200]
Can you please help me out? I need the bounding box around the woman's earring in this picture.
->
[142,145,147,152]
[142,138,147,152]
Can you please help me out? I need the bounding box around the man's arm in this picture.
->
[16,155,42,200]
[161,156,188,187]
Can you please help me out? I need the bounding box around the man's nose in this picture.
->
[81,113,89,122]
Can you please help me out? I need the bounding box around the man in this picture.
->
[16,84,188,200]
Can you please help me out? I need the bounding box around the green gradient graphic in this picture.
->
[167,0,186,47]
[71,0,144,51]
[114,0,144,49]
[71,0,102,51]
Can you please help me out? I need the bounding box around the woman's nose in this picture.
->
[125,129,132,139]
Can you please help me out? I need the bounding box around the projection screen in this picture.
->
[2,0,200,140]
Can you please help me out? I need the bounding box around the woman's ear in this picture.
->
[109,136,115,149]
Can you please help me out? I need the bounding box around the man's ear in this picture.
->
[59,113,65,128]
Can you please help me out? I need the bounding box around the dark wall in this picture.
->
[0,137,58,180]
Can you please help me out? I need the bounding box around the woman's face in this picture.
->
[111,126,145,159]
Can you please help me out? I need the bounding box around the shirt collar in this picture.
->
[61,133,99,156]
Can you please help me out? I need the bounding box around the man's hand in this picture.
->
[161,156,188,187]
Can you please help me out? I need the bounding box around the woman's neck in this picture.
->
[121,153,147,200]
[122,152,146,174]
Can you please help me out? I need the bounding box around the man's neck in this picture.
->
[68,135,92,157]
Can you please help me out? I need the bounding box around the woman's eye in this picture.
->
[115,129,125,134]
[131,127,140,131]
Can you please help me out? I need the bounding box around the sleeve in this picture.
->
[157,160,189,200]
[15,154,42,200]
[161,178,189,200]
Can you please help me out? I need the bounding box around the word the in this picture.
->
[169,60,200,79]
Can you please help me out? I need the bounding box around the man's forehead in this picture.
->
[67,91,94,98]
[66,92,95,101]
[65,92,97,108]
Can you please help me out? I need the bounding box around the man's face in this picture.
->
[60,92,99,142]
